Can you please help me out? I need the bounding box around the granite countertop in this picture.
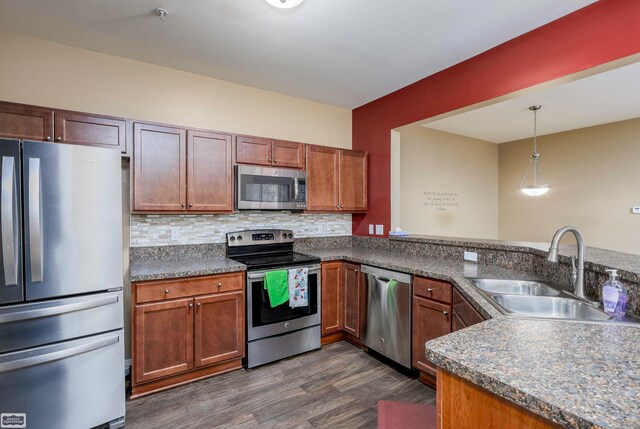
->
[130,256,246,282]
[301,246,640,429]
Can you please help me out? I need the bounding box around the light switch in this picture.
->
[375,225,384,235]
[369,224,374,234]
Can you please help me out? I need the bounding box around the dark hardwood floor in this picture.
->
[126,341,436,428]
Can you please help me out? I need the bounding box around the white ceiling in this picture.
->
[0,0,596,108]
[423,61,640,143]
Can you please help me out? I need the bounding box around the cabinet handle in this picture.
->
[268,158,272,162]
[217,283,222,288]
[273,159,277,163]
[181,203,186,208]
[427,288,433,293]
[164,289,169,294]
[45,136,51,141]
[443,311,449,316]
[56,136,62,142]
[336,205,340,209]
[189,303,193,309]
[196,303,201,308]
[188,203,193,208]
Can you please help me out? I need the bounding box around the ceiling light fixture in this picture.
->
[264,0,305,9]
[519,105,549,197]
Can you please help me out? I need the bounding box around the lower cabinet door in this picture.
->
[134,298,194,383]
[321,262,342,335]
[194,290,245,367]
[412,296,451,376]
[342,263,361,337]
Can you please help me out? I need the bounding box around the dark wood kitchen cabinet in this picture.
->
[307,145,367,212]
[187,130,233,212]
[451,288,484,332]
[342,262,362,338]
[54,110,127,152]
[132,272,245,398]
[338,149,367,212]
[235,135,305,169]
[0,101,127,152]
[133,123,234,213]
[194,290,244,367]
[412,276,453,385]
[133,122,187,212]
[134,298,194,384]
[321,261,343,336]
[0,101,54,141]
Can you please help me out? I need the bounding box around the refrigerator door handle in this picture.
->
[0,334,119,373]
[0,294,119,324]
[28,157,43,283]
[1,156,18,286]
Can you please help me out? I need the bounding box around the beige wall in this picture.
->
[396,125,499,239]
[499,118,640,254]
[0,31,351,148]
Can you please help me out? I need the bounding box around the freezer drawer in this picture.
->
[0,290,123,353]
[361,265,412,368]
[0,329,125,429]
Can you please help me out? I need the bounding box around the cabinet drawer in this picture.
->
[414,277,452,303]
[135,273,244,304]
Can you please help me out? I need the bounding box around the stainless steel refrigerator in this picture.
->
[0,139,125,429]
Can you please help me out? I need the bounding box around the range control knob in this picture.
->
[237,235,243,241]
[282,233,287,239]
[229,236,236,242]
[287,233,293,239]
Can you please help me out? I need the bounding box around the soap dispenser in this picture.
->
[602,269,627,317]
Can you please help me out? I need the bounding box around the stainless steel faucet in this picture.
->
[546,226,597,305]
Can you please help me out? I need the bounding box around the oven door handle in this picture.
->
[248,265,321,280]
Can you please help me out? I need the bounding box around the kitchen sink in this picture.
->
[491,295,611,321]
[470,279,560,296]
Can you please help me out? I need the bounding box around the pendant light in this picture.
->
[265,0,305,9]
[519,105,549,196]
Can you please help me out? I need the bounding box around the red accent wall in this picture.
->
[352,0,640,236]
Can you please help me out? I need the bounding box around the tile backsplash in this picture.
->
[130,211,352,247]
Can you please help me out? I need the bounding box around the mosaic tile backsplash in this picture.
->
[130,212,352,247]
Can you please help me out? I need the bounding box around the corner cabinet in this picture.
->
[131,272,245,398]
[320,261,363,344]
[342,263,362,337]
[132,122,233,214]
[307,146,367,212]
[321,262,343,335]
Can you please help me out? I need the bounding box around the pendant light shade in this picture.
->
[519,105,549,196]
[265,0,305,8]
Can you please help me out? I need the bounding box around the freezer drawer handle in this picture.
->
[1,156,18,286]
[28,158,43,283]
[0,294,119,324]
[0,335,119,373]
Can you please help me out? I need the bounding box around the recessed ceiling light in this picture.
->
[264,0,305,9]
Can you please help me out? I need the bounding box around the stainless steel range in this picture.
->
[226,229,321,368]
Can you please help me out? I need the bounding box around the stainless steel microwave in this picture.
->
[235,165,307,210]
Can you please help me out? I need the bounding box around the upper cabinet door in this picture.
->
[187,130,233,212]
[272,140,305,169]
[133,123,187,212]
[338,149,368,212]
[235,135,272,166]
[54,111,127,153]
[306,145,339,211]
[0,102,54,141]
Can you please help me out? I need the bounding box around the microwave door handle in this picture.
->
[294,178,299,201]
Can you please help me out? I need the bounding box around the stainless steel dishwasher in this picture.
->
[361,265,412,368]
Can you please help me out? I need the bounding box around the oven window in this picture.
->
[240,174,295,203]
[251,272,319,327]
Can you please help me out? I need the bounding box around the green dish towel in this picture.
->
[264,270,289,308]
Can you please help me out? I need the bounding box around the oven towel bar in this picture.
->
[264,270,289,308]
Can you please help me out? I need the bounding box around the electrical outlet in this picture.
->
[369,224,374,234]
[632,207,640,214]
[171,227,180,241]
[375,225,384,235]
[464,251,478,262]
